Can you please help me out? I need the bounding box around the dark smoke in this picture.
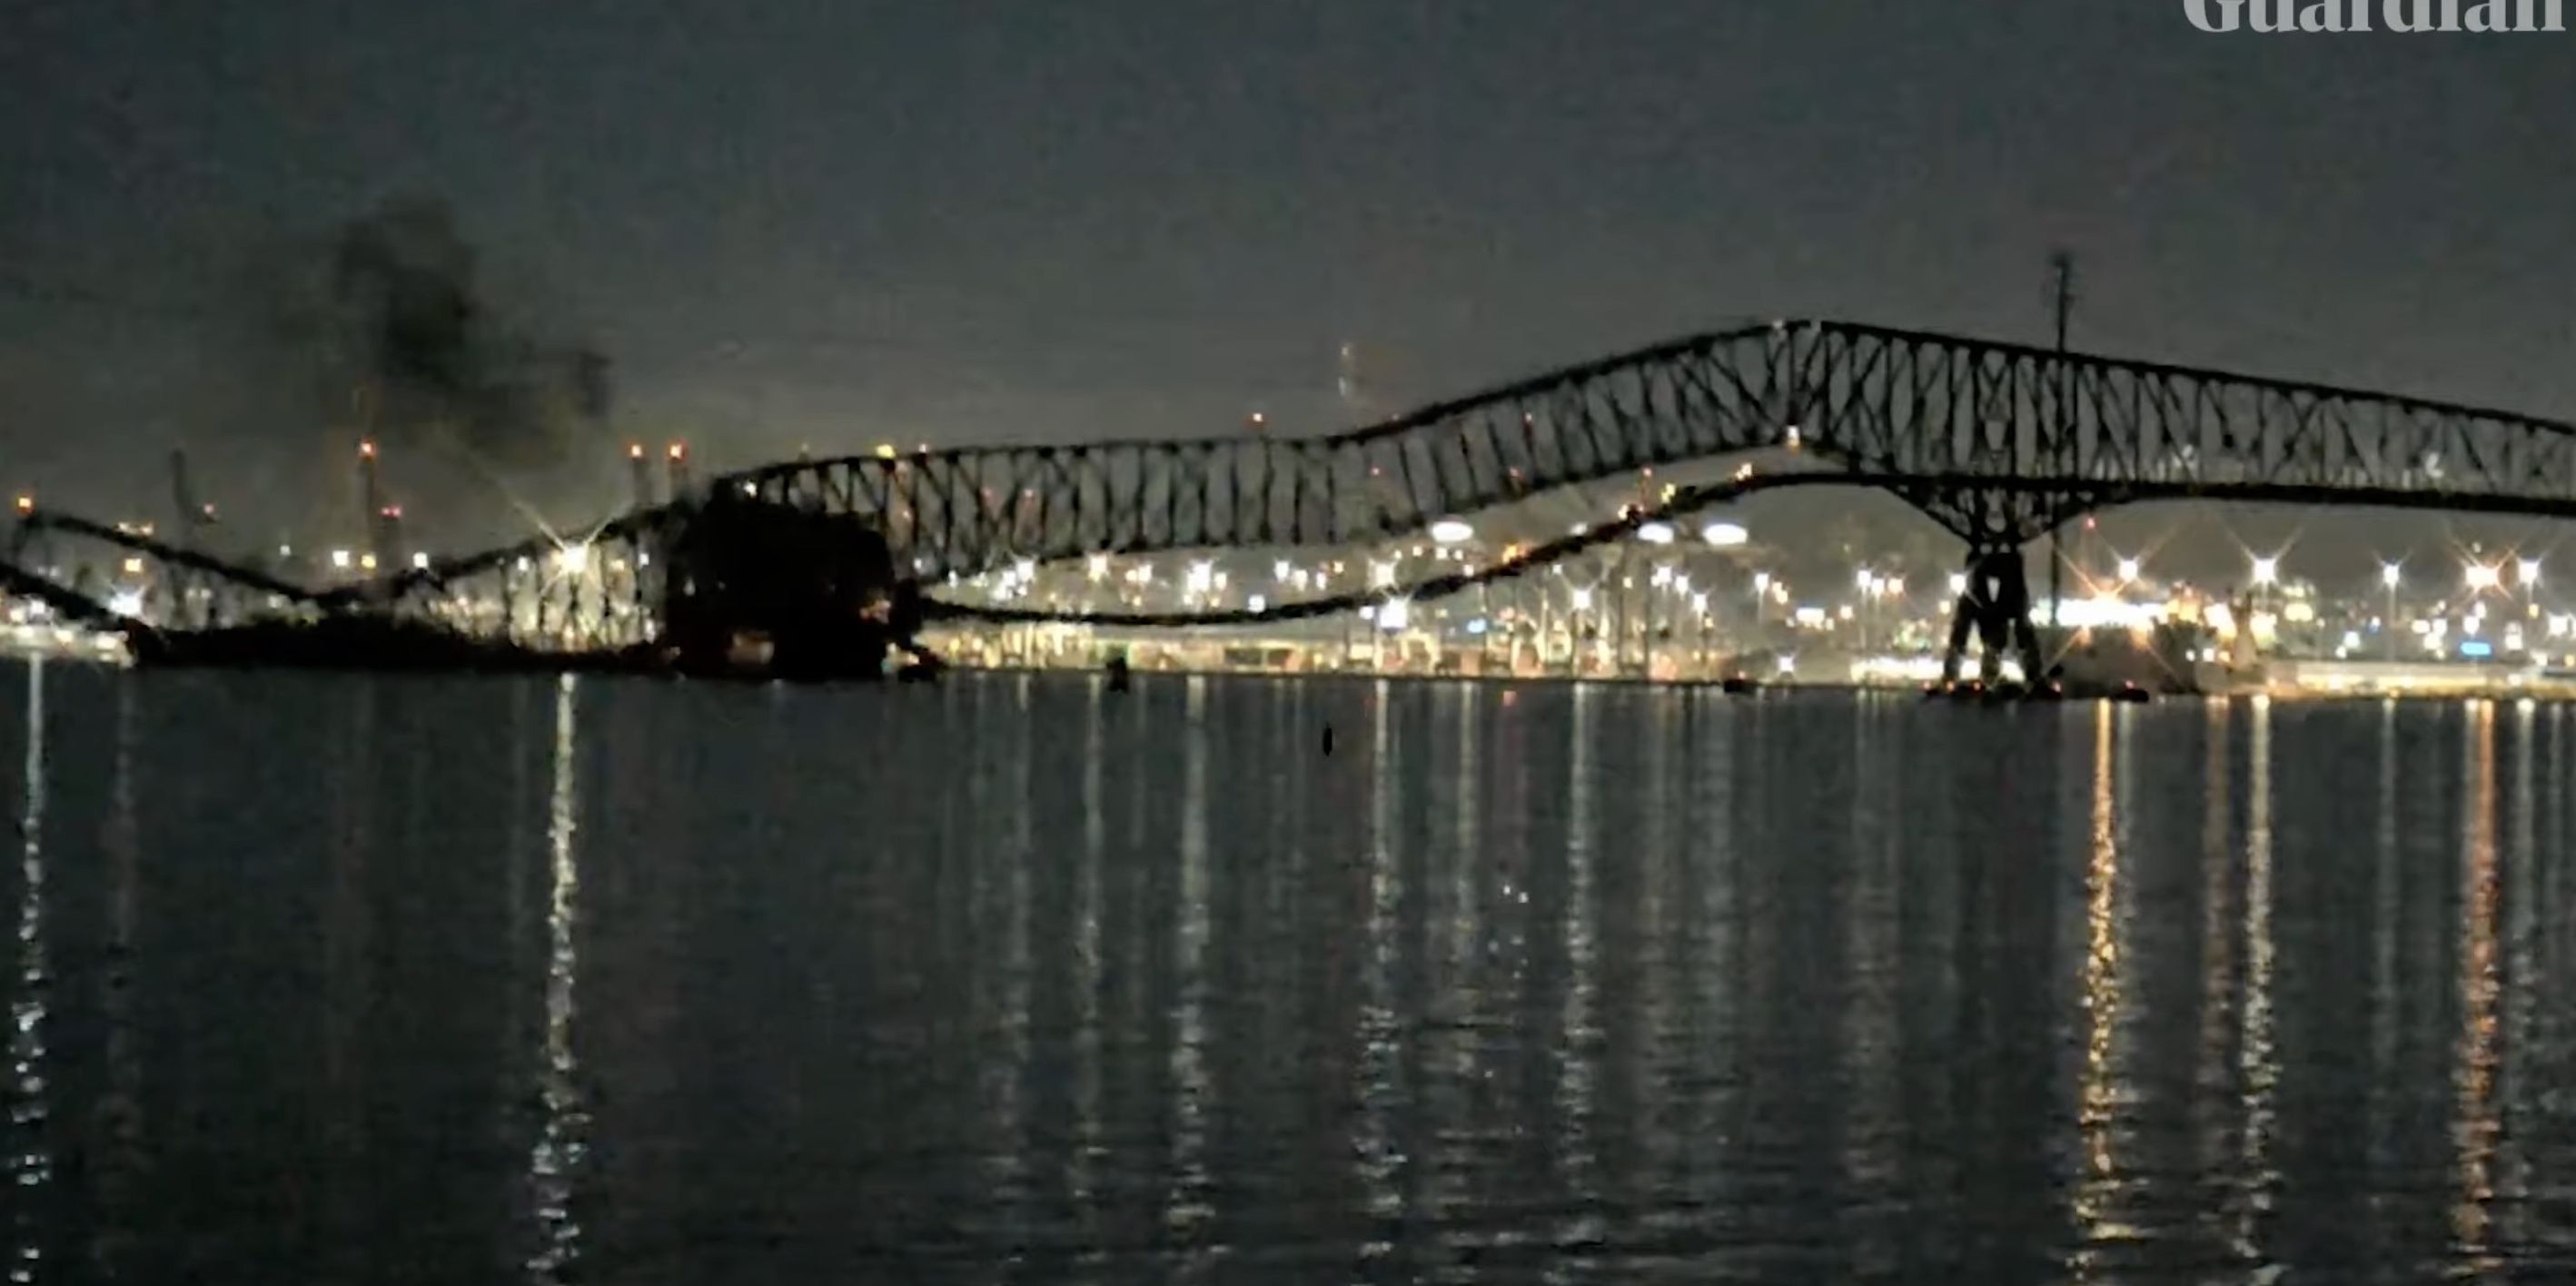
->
[205,196,622,549]
[321,195,611,467]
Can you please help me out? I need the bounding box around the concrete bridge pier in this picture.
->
[1938,546,2047,688]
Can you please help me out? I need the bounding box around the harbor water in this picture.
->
[5,665,2574,1282]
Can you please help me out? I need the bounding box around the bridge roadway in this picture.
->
[14,318,2576,680]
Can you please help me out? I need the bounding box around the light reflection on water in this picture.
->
[2,667,2576,1283]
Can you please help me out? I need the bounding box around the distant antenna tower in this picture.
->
[2046,251,2078,628]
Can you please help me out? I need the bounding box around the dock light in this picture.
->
[2251,556,2279,587]
[330,549,352,570]
[1701,521,1749,547]
[1429,519,1475,545]
[557,543,591,574]
[1637,521,1677,545]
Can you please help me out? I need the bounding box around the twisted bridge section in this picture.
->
[719,318,2576,579]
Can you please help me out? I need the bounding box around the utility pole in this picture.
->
[2047,252,2076,630]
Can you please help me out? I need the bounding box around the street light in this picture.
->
[2383,562,2403,660]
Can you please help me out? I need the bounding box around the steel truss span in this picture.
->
[718,318,2576,578]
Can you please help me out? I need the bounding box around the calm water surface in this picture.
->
[5,663,2576,1282]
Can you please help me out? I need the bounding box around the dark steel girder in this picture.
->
[713,318,2576,575]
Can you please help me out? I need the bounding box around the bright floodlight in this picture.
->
[2520,558,2542,588]
[2116,557,2141,583]
[2466,562,2502,591]
[2251,556,2279,587]
[557,543,591,574]
[1701,521,1749,548]
[2382,562,2403,589]
[1637,521,1677,545]
[330,549,352,570]
[1429,519,1475,545]
[1378,598,1412,631]
[1855,568,1876,590]
[411,552,431,571]
[1949,572,1970,595]
[1571,588,1595,610]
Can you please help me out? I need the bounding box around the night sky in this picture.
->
[5,1,2574,572]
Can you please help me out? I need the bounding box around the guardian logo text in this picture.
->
[2185,0,2565,30]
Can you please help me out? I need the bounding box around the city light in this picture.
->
[411,552,431,571]
[1429,519,1475,545]
[1248,595,1267,613]
[330,549,352,570]
[1185,561,1214,594]
[1377,598,1412,631]
[1273,559,1292,581]
[2466,562,2502,592]
[359,553,378,572]
[1950,572,1970,596]
[2251,556,2279,587]
[2116,557,2141,583]
[875,443,897,460]
[109,589,144,618]
[628,443,644,460]
[1856,568,1876,591]
[1637,522,1677,545]
[2520,558,2542,588]
[12,496,29,515]
[1088,554,1111,581]
[2383,562,2403,589]
[1571,588,1594,610]
[1701,521,1750,547]
[1754,571,1773,596]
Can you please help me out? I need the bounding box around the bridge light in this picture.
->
[557,543,591,574]
[1637,522,1677,545]
[1378,598,1411,631]
[1248,594,1267,613]
[1429,519,1475,545]
[668,442,687,460]
[1702,521,1749,548]
[121,557,144,576]
[876,443,897,460]
[628,443,644,460]
[1572,588,1595,610]
[2116,557,2141,584]
[1949,572,1970,596]
[2383,562,2403,589]
[2251,556,2280,587]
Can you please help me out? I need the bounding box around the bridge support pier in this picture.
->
[1939,546,2048,690]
